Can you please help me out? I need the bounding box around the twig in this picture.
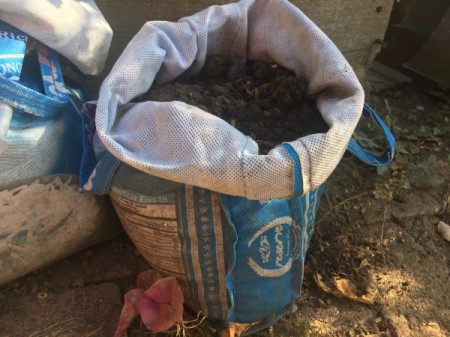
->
[379,208,386,245]
[81,326,104,337]
[315,191,371,226]
[379,207,388,265]
[28,318,81,337]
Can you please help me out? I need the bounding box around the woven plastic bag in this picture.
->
[0,20,118,285]
[0,0,112,75]
[81,0,395,334]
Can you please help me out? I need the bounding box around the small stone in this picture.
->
[416,105,425,111]
[71,277,85,288]
[270,108,284,119]
[30,283,38,295]
[247,103,261,119]
[437,221,450,242]
[210,84,229,96]
[36,291,48,300]
[84,250,94,257]
[392,90,402,98]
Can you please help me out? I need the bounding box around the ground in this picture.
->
[0,72,449,337]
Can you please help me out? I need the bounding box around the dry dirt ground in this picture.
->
[0,76,449,337]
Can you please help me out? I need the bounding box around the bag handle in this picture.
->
[0,41,68,120]
[347,103,395,167]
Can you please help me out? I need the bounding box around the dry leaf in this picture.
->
[354,258,371,272]
[314,273,378,304]
[333,276,378,304]
[314,273,343,298]
[220,322,259,337]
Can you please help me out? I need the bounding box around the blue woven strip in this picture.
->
[281,143,304,197]
[0,75,65,119]
[192,187,224,319]
[177,185,202,311]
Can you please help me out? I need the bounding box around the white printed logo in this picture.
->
[0,62,23,79]
[247,216,293,278]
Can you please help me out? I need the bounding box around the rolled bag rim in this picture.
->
[95,0,365,201]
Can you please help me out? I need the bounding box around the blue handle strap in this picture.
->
[347,103,396,167]
[282,103,395,197]
[0,76,66,119]
[0,42,68,120]
[281,143,304,197]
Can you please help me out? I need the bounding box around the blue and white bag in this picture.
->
[81,103,394,335]
[80,0,395,334]
[0,21,118,285]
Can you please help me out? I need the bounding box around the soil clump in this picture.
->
[143,57,329,154]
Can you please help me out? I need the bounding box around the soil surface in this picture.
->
[1,64,449,337]
[142,58,328,154]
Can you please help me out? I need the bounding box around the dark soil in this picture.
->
[143,57,329,154]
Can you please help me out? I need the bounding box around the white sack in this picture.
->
[0,0,112,75]
[96,0,364,200]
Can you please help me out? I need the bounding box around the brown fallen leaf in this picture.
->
[334,276,378,304]
[354,258,371,272]
[314,273,344,298]
[220,322,259,337]
[314,273,378,304]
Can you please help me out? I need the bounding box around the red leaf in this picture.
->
[113,289,145,337]
[145,276,184,308]
[136,269,162,290]
[114,271,184,335]
[139,277,184,332]
[137,296,169,332]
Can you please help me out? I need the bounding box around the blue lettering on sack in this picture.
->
[36,43,67,100]
[0,230,28,246]
[0,62,23,78]
[32,210,73,244]
[14,230,28,246]
[0,210,73,247]
[0,21,27,81]
[0,232,11,240]
[0,30,27,41]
